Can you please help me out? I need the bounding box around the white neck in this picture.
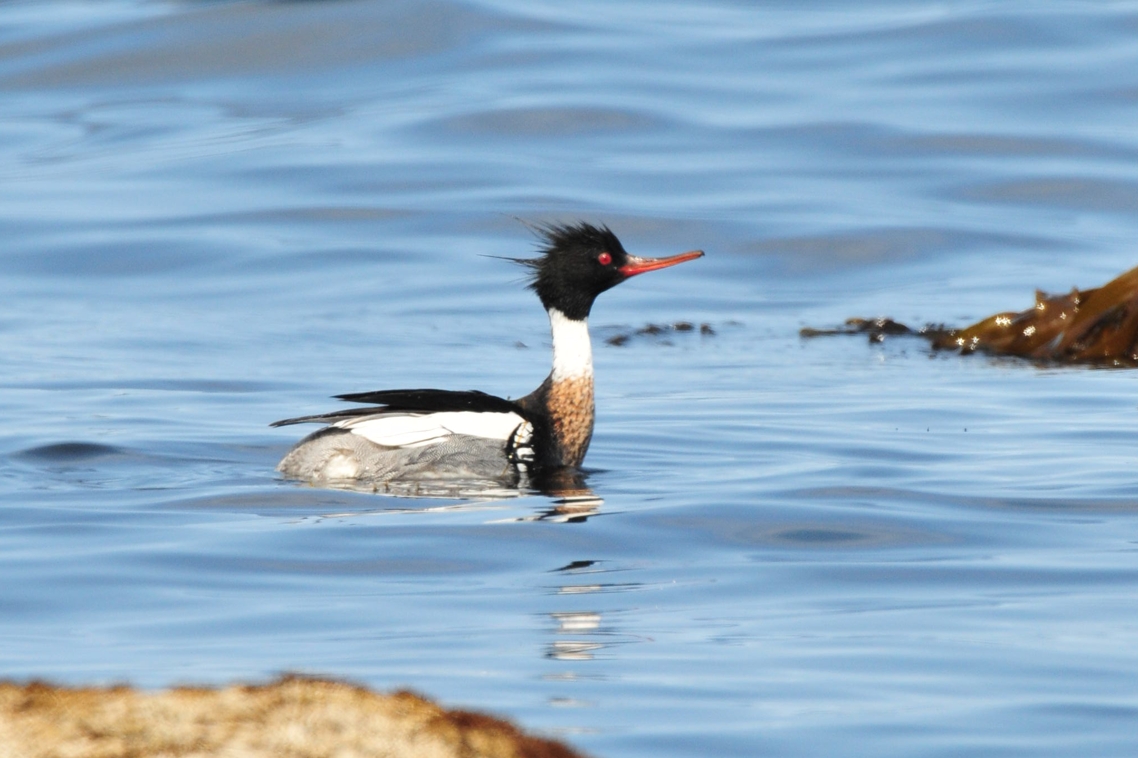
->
[548,308,594,382]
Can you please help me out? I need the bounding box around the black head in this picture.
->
[512,222,704,321]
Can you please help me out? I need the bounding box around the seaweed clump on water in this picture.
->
[801,264,1138,367]
[605,320,717,346]
[800,317,917,343]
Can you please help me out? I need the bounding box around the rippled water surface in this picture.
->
[4,1,1138,755]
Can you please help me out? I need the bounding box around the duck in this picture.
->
[273,222,703,489]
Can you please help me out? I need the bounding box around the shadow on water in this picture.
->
[13,442,128,462]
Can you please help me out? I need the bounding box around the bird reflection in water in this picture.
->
[539,559,652,714]
[501,466,604,523]
[546,561,608,668]
[305,464,605,522]
[541,559,646,663]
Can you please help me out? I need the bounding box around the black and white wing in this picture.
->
[272,389,535,460]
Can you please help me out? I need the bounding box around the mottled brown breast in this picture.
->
[546,375,595,467]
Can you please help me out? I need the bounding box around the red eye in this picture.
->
[598,252,612,266]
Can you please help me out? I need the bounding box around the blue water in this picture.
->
[4,1,1138,755]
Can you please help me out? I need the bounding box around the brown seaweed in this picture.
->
[802,264,1138,366]
[800,317,915,343]
[605,321,718,346]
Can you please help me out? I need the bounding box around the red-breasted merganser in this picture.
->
[273,222,703,489]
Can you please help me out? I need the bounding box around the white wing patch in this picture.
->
[336,411,529,449]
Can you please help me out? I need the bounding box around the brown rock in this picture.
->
[0,675,590,758]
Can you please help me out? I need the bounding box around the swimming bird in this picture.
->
[273,222,703,489]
